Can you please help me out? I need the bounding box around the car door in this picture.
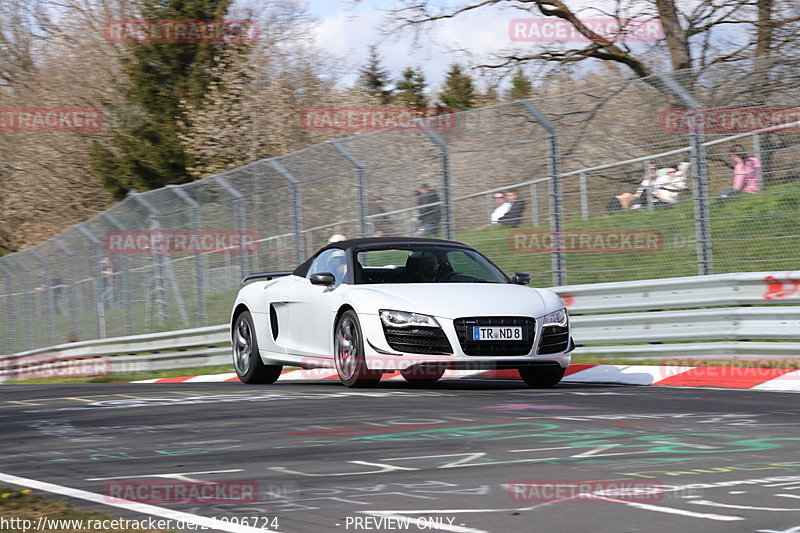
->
[284,249,346,359]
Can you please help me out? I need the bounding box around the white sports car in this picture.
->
[230,237,574,388]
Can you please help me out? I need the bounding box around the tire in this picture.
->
[518,365,565,388]
[334,310,381,388]
[233,310,282,384]
[400,365,446,384]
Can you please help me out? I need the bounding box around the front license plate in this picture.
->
[472,326,523,341]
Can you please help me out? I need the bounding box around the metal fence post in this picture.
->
[130,192,189,328]
[0,261,16,353]
[657,74,713,276]
[94,215,134,334]
[167,185,207,326]
[211,175,249,279]
[267,159,304,265]
[579,173,589,220]
[328,140,368,238]
[78,225,104,338]
[520,100,565,286]
[29,250,55,346]
[7,256,33,350]
[53,238,80,338]
[529,182,540,227]
[415,119,454,240]
[752,133,763,188]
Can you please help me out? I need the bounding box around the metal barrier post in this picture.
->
[130,192,189,328]
[579,173,589,220]
[0,261,16,353]
[7,256,33,350]
[167,185,207,326]
[94,215,134,334]
[752,133,763,188]
[267,159,304,265]
[529,182,540,227]
[211,175,249,279]
[78,225,104,338]
[520,100,565,286]
[328,140,368,238]
[30,250,55,346]
[415,119,454,240]
[657,74,713,275]
[53,238,80,338]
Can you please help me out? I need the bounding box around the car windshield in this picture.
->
[354,246,508,284]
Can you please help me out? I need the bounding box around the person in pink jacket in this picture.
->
[717,143,761,203]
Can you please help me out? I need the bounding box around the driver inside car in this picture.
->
[402,251,439,283]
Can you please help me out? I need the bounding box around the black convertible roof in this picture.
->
[292,236,471,277]
[326,236,467,251]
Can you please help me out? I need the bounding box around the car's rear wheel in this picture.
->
[334,310,381,388]
[233,310,282,384]
[518,365,565,388]
[400,365,446,383]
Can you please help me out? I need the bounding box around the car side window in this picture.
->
[306,249,347,286]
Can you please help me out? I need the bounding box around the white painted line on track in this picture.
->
[0,471,281,533]
[365,496,743,522]
[689,499,800,511]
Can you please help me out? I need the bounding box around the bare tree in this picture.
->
[371,0,800,78]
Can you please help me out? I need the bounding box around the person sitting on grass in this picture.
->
[716,144,761,204]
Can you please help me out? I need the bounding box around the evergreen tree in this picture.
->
[439,63,476,112]
[394,66,427,108]
[358,45,393,105]
[90,0,242,199]
[507,68,534,100]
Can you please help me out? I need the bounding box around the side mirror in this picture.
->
[511,272,531,285]
[310,272,336,286]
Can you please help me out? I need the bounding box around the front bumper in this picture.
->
[360,313,573,372]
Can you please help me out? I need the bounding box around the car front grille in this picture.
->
[382,325,453,355]
[453,316,535,356]
[538,325,570,354]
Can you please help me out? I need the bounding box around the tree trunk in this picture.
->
[655,0,691,71]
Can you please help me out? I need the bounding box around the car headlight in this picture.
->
[542,308,568,328]
[379,309,441,328]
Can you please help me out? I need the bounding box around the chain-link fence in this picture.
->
[2,58,800,354]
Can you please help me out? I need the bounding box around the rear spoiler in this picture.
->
[240,271,293,285]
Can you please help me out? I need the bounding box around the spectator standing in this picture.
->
[498,190,526,227]
[99,257,116,307]
[368,196,393,237]
[490,192,511,224]
[415,184,442,236]
[717,144,761,203]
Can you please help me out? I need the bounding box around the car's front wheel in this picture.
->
[334,310,381,388]
[518,365,565,388]
[233,310,282,384]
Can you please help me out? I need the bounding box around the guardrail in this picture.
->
[1,271,798,380]
[557,270,800,358]
[0,325,229,381]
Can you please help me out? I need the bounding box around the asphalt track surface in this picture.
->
[2,380,800,533]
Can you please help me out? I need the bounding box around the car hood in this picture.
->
[345,283,557,320]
